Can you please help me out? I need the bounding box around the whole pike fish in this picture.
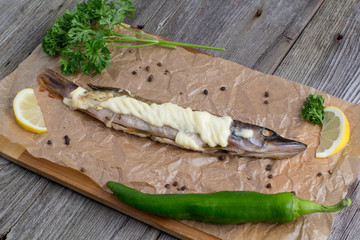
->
[38,69,307,159]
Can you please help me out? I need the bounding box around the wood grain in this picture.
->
[0,161,161,240]
[0,0,81,80]
[328,176,360,240]
[0,0,359,239]
[272,0,360,239]
[126,0,323,74]
[0,164,48,239]
[0,137,219,240]
[274,0,360,104]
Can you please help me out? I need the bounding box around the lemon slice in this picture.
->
[316,106,350,158]
[13,88,47,133]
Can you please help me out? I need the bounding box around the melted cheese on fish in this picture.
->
[63,87,89,109]
[175,132,201,150]
[234,129,254,138]
[64,87,233,149]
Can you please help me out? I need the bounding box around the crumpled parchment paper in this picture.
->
[1,28,359,240]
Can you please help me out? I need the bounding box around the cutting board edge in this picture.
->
[0,135,220,240]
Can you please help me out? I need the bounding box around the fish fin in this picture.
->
[88,83,125,92]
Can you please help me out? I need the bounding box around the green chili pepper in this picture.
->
[107,181,351,224]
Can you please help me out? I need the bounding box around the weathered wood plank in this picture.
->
[0,155,11,171]
[8,183,157,240]
[328,176,360,240]
[273,0,360,239]
[274,0,360,103]
[158,233,179,240]
[0,126,217,239]
[0,0,163,237]
[0,0,81,80]
[0,162,48,236]
[0,159,161,240]
[1,147,218,240]
[0,0,324,239]
[126,0,323,74]
[0,0,358,239]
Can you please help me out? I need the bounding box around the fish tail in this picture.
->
[38,69,78,98]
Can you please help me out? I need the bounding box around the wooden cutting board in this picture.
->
[0,135,219,240]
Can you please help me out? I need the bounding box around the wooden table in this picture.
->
[1,0,359,239]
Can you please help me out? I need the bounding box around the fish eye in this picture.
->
[262,129,272,137]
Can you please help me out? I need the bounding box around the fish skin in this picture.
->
[38,69,307,159]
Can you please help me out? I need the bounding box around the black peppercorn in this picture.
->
[147,75,153,82]
[64,135,70,145]
[265,164,272,171]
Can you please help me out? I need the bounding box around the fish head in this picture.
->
[228,120,307,159]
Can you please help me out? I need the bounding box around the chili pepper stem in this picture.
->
[295,197,351,218]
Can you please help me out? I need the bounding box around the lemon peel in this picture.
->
[316,106,350,158]
[13,88,47,133]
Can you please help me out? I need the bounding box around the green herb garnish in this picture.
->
[301,93,325,126]
[41,0,224,75]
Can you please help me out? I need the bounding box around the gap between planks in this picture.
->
[268,1,325,75]
[0,135,219,240]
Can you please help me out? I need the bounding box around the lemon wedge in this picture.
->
[13,88,47,133]
[316,106,350,158]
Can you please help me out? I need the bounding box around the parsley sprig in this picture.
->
[301,93,325,126]
[42,0,224,75]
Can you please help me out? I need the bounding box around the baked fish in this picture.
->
[38,69,307,159]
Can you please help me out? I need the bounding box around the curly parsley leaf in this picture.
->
[42,0,223,75]
[301,93,326,126]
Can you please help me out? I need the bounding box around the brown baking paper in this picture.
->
[1,28,359,240]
